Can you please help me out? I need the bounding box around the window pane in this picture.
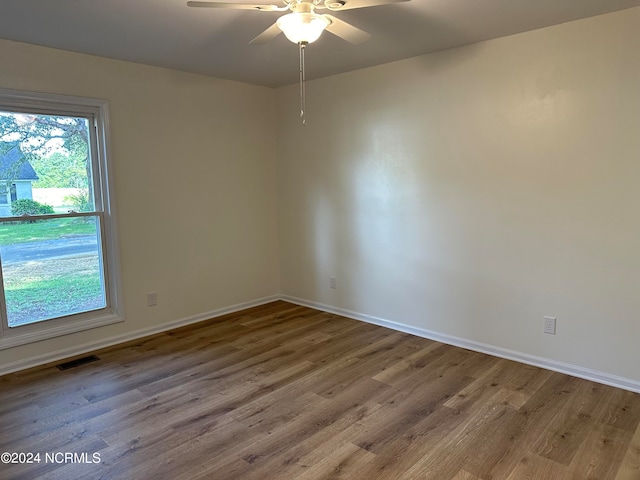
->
[0,111,95,217]
[0,216,106,327]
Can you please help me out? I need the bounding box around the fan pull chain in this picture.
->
[299,41,307,126]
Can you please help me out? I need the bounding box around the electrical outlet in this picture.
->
[544,316,556,335]
[147,292,158,307]
[329,276,337,290]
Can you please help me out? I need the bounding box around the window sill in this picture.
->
[0,311,124,350]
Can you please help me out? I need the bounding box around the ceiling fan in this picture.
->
[187,0,409,45]
[187,0,410,124]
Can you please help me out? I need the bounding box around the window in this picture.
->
[0,88,122,349]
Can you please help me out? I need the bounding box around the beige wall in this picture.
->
[276,8,640,382]
[0,39,280,366]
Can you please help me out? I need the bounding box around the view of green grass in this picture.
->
[0,217,104,327]
[3,255,105,327]
[0,217,96,246]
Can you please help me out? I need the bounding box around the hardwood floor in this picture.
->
[1,301,639,480]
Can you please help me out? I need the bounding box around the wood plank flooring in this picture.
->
[1,301,639,480]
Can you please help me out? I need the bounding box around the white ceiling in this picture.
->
[1,0,639,87]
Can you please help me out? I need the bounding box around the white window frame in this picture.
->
[0,88,123,350]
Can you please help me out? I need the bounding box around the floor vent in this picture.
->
[56,355,100,370]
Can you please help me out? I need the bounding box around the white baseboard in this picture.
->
[281,295,640,394]
[4,293,639,394]
[0,295,280,377]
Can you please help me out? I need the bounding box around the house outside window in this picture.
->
[0,144,39,215]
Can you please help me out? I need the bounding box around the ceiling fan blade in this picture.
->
[250,22,282,44]
[326,0,409,11]
[187,1,282,11]
[324,15,371,44]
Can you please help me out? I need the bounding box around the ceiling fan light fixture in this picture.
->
[276,12,330,44]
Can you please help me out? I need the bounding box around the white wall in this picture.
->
[276,8,640,383]
[0,39,280,367]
